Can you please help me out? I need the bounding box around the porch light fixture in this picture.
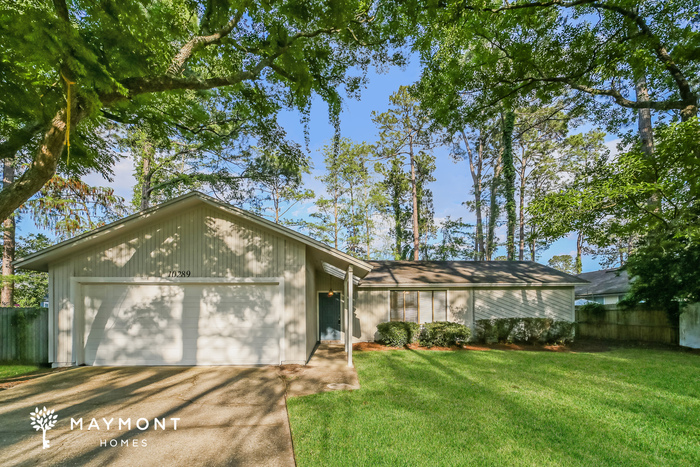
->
[328,273,334,297]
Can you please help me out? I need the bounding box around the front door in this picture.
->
[319,293,341,340]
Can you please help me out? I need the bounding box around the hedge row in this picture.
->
[474,318,575,344]
[376,321,471,348]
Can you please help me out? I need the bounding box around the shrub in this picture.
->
[418,322,471,347]
[578,302,607,320]
[376,322,421,347]
[475,318,575,345]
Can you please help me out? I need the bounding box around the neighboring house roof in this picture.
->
[15,191,373,276]
[359,260,588,287]
[575,268,630,297]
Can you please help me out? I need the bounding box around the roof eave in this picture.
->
[15,191,373,275]
[358,282,583,288]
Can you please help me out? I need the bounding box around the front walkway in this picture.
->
[280,344,360,397]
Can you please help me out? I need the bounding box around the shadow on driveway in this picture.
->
[0,366,294,466]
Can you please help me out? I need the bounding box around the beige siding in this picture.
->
[474,287,574,322]
[354,288,390,341]
[305,254,318,360]
[448,289,473,327]
[50,205,307,365]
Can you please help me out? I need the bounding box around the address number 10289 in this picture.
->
[167,270,191,277]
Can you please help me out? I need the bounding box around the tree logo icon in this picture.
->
[30,406,58,449]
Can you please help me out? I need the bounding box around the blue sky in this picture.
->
[18,59,618,273]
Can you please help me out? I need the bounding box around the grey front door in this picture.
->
[319,293,341,340]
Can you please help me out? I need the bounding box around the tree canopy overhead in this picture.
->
[0,0,407,220]
[414,0,699,127]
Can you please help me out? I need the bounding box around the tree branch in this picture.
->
[167,2,250,76]
[0,122,45,161]
[52,0,70,22]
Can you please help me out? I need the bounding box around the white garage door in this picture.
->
[80,281,282,365]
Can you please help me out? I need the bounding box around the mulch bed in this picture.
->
[354,339,700,354]
[351,340,695,354]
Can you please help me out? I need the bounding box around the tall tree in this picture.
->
[0,0,405,221]
[374,86,434,260]
[501,111,516,260]
[248,148,313,224]
[375,157,412,259]
[1,159,15,306]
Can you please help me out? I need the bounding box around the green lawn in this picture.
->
[287,349,700,466]
[0,364,41,380]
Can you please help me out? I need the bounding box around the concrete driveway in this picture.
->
[0,366,295,466]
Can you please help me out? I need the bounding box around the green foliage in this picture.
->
[248,147,313,224]
[578,302,608,318]
[532,118,700,316]
[548,255,577,275]
[376,321,421,347]
[310,138,384,258]
[1,234,51,307]
[24,177,127,240]
[418,321,471,347]
[373,86,436,260]
[0,0,407,220]
[475,318,575,345]
[428,216,474,260]
[415,1,700,128]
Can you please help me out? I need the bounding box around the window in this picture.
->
[390,290,447,323]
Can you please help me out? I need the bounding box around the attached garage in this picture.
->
[15,192,371,367]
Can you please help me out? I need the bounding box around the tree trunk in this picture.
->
[518,148,526,261]
[486,153,503,261]
[139,141,154,211]
[636,76,654,158]
[410,145,420,261]
[333,189,339,249]
[1,160,15,307]
[464,131,485,260]
[530,237,536,261]
[576,231,583,274]
[502,111,516,261]
[0,107,84,222]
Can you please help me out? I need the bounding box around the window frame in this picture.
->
[389,289,449,324]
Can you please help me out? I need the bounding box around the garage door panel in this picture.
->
[82,282,281,365]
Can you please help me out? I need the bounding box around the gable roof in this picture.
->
[575,268,630,297]
[359,260,588,287]
[15,191,373,276]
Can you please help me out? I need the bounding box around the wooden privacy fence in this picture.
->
[576,305,679,345]
[0,307,49,363]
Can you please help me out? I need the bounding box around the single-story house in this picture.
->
[16,192,586,368]
[575,268,630,305]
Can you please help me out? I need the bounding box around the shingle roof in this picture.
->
[575,268,630,297]
[359,260,588,287]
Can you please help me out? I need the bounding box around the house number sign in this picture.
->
[166,270,191,277]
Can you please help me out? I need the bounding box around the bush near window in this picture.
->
[418,322,471,347]
[475,318,575,345]
[377,322,421,347]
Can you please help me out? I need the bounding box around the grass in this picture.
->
[287,348,700,466]
[0,364,41,380]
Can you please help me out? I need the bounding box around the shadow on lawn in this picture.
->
[292,348,700,466]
